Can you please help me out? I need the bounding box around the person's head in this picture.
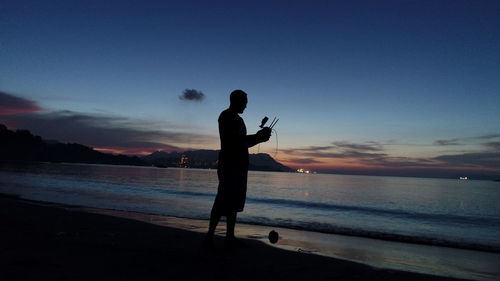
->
[229,89,247,114]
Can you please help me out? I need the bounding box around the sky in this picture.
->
[1,0,500,178]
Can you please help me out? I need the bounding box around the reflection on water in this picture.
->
[1,162,500,251]
[2,162,500,280]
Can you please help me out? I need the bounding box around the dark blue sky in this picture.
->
[1,0,499,176]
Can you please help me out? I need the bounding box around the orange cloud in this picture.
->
[94,146,179,156]
[278,139,500,179]
[0,91,42,115]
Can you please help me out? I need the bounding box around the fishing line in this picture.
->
[256,128,279,157]
[257,116,279,157]
[272,128,279,157]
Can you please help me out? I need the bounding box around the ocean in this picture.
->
[1,161,499,253]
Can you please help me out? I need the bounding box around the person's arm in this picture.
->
[246,127,271,148]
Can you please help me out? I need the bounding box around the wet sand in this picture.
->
[86,208,500,281]
[0,195,471,281]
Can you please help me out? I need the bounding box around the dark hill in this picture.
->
[0,124,291,172]
[0,124,145,166]
[142,150,292,172]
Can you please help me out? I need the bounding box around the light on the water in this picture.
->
[297,168,312,174]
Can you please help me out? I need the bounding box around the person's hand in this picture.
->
[257,127,272,142]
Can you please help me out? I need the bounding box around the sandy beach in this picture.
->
[0,194,473,281]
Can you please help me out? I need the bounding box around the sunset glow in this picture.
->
[1,1,499,178]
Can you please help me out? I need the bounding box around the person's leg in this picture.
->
[226,211,237,239]
[206,205,221,239]
[225,212,246,248]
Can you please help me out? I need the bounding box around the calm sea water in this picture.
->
[1,162,500,252]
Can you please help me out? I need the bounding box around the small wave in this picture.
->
[4,177,499,253]
[144,187,214,199]
[245,197,500,227]
[101,185,500,228]
[129,187,499,228]
[238,216,500,254]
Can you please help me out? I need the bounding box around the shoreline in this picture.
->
[3,160,500,181]
[82,204,500,281]
[2,165,498,255]
[0,194,488,281]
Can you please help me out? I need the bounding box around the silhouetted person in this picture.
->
[205,90,271,247]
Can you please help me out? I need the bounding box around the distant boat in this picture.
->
[459,176,469,180]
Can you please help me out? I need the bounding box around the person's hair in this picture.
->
[230,89,247,104]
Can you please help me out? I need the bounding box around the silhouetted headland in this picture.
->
[0,124,290,172]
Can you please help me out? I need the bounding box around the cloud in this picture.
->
[484,142,500,151]
[285,145,335,152]
[362,156,438,168]
[434,139,461,146]
[283,138,500,175]
[286,158,323,164]
[1,109,216,155]
[434,152,500,168]
[474,134,500,140]
[0,91,42,115]
[433,134,500,146]
[179,89,205,102]
[283,141,386,160]
[332,141,383,151]
[313,151,387,159]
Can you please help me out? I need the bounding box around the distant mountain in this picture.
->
[142,150,218,169]
[248,153,292,172]
[142,150,292,172]
[0,124,146,166]
[0,124,291,172]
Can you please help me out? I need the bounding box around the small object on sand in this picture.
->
[268,230,279,244]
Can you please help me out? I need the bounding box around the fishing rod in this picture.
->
[258,116,279,156]
[260,116,279,129]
